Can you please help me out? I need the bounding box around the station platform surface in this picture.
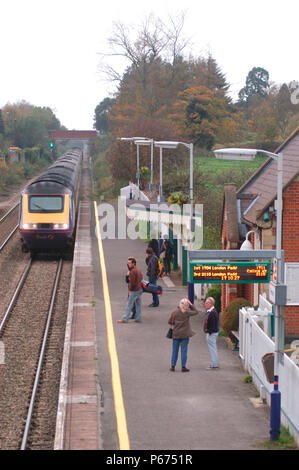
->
[55,200,271,451]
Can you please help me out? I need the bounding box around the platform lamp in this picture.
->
[118,137,147,200]
[134,139,154,199]
[154,141,195,302]
[214,147,285,441]
[240,230,257,250]
[154,141,194,227]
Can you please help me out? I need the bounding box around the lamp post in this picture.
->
[154,141,194,299]
[240,230,256,251]
[214,147,285,441]
[134,139,154,198]
[154,141,194,224]
[119,137,147,200]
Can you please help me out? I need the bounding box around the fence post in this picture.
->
[182,245,187,286]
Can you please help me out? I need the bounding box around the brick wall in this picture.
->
[282,176,299,336]
[222,187,299,337]
[221,203,255,312]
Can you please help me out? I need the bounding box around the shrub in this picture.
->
[222,297,252,342]
[205,285,221,312]
[0,160,8,191]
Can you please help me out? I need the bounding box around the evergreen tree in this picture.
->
[190,54,229,94]
[238,67,269,105]
[94,97,115,134]
[0,109,5,135]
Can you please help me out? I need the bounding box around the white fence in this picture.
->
[239,300,299,446]
[120,182,149,201]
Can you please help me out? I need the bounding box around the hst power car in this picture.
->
[19,148,82,253]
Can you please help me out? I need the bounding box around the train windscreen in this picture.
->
[28,195,64,212]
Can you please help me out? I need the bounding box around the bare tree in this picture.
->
[98,12,191,85]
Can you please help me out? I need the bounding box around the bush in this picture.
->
[222,297,252,342]
[205,285,221,313]
[24,147,40,164]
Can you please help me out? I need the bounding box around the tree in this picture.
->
[108,117,181,183]
[94,97,115,134]
[238,67,270,105]
[0,109,5,135]
[101,13,190,86]
[171,86,230,149]
[274,83,299,138]
[249,100,279,144]
[100,13,192,133]
[189,54,229,93]
[2,102,61,148]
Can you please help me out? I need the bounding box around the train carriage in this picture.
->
[19,148,82,253]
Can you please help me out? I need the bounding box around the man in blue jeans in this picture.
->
[145,247,159,307]
[117,257,143,323]
[204,297,220,369]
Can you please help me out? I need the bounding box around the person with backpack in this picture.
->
[145,247,159,307]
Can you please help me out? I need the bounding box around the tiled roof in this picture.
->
[237,127,299,224]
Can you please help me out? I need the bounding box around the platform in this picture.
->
[54,200,271,451]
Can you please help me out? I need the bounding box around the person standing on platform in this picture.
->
[168,298,199,372]
[117,257,143,323]
[160,237,174,276]
[204,297,220,369]
[125,262,136,320]
[145,247,159,307]
[148,239,159,257]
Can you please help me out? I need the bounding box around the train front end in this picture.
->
[19,183,75,253]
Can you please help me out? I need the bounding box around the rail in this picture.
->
[21,258,63,450]
[0,203,20,252]
[0,202,19,224]
[0,258,32,335]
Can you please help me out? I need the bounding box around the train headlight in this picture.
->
[22,223,37,229]
[53,223,69,230]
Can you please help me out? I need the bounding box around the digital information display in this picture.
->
[190,262,271,284]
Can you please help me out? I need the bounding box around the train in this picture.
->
[19,148,82,254]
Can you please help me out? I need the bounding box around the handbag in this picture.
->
[166,328,173,339]
[166,312,175,339]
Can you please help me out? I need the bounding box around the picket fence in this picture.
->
[239,297,299,446]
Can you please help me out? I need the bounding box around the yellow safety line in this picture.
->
[93,201,130,450]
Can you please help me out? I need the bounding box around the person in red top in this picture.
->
[118,257,143,323]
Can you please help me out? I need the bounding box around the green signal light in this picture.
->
[49,142,54,148]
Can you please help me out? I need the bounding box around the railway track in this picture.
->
[0,256,72,450]
[0,202,19,251]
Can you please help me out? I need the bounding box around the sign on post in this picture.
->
[190,261,271,284]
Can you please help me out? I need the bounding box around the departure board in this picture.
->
[190,262,271,284]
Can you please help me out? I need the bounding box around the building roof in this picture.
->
[237,127,299,224]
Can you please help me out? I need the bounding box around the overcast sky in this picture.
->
[1,0,298,130]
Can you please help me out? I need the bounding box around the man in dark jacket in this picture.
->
[148,239,159,257]
[204,297,219,369]
[145,247,159,307]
